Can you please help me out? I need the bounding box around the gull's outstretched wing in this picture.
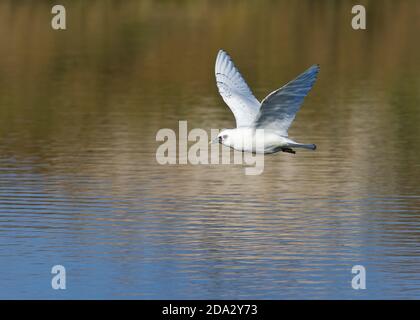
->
[254,65,319,136]
[215,50,260,128]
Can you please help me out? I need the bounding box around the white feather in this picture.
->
[254,65,319,136]
[215,50,260,128]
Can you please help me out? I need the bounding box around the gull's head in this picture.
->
[217,129,232,147]
[210,129,234,147]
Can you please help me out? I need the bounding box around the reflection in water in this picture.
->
[0,0,419,298]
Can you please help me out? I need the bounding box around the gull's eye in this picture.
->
[219,134,228,143]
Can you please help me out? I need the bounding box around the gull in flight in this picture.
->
[213,49,319,154]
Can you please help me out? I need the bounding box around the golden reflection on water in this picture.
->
[0,0,419,298]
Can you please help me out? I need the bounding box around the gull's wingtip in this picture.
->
[306,64,320,79]
[216,49,233,72]
[310,64,320,72]
[216,49,225,63]
[217,49,229,60]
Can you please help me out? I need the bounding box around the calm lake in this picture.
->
[0,1,419,299]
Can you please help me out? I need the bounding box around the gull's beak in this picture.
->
[209,137,219,144]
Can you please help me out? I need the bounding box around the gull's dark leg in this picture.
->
[281,148,296,154]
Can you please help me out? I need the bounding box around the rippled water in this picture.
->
[0,1,419,299]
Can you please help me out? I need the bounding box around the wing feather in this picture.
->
[254,65,319,136]
[215,50,260,128]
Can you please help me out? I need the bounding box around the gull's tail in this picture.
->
[288,142,317,150]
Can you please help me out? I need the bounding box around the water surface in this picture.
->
[0,0,419,299]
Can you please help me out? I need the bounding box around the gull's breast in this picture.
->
[231,128,288,153]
